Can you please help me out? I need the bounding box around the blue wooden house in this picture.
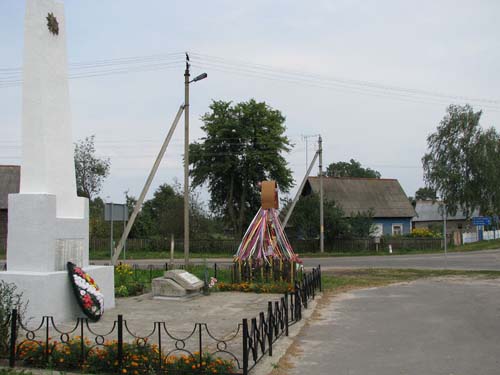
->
[302,177,416,236]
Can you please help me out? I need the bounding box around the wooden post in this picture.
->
[279,259,283,282]
[169,234,174,268]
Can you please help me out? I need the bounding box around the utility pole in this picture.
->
[282,150,319,227]
[112,105,185,265]
[443,202,447,268]
[302,134,319,173]
[184,55,190,267]
[319,135,324,253]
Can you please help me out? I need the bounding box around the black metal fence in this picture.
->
[1,267,322,375]
[232,259,300,284]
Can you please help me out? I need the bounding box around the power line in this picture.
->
[1,50,498,111]
[190,51,500,106]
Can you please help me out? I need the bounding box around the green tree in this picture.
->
[415,187,437,201]
[286,193,373,240]
[422,104,500,216]
[74,136,110,199]
[138,184,184,239]
[89,197,107,238]
[326,159,381,178]
[190,99,294,236]
[126,183,218,240]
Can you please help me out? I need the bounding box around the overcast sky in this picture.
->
[1,0,499,207]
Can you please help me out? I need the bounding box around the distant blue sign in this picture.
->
[472,216,491,226]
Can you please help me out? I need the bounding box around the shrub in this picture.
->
[406,228,441,238]
[0,281,28,356]
[114,264,144,297]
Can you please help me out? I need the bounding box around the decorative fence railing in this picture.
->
[1,267,321,375]
[232,259,300,284]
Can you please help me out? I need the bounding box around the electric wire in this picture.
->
[1,50,498,111]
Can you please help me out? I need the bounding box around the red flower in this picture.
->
[82,294,93,309]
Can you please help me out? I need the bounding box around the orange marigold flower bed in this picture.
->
[17,337,237,374]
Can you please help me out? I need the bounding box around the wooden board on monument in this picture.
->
[261,180,279,209]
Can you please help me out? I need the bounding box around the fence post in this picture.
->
[79,318,85,366]
[310,273,314,297]
[198,323,203,368]
[318,265,322,292]
[117,315,123,371]
[214,263,218,279]
[267,301,273,356]
[284,293,289,336]
[302,281,308,309]
[9,309,17,368]
[242,319,249,375]
[294,286,302,321]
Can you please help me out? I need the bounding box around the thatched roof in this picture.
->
[303,176,416,218]
[0,165,20,209]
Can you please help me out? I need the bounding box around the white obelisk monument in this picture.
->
[0,0,115,321]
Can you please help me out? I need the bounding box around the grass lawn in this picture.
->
[321,268,500,292]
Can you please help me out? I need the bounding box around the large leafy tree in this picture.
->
[326,159,381,178]
[415,187,437,201]
[422,104,500,216]
[190,99,294,236]
[140,184,184,238]
[74,135,110,199]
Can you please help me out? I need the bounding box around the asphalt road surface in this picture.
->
[2,249,500,270]
[92,249,500,271]
[304,249,500,270]
[287,277,500,375]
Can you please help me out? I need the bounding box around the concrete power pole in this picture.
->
[319,136,324,253]
[184,56,190,267]
[112,105,185,265]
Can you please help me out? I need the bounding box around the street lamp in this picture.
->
[184,53,207,267]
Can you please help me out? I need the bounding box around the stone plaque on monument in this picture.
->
[55,239,84,271]
[152,270,204,299]
[166,269,204,290]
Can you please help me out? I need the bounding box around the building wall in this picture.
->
[413,220,475,233]
[372,217,412,236]
[0,209,7,251]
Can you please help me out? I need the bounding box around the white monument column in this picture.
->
[0,0,115,322]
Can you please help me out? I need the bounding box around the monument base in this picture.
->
[0,265,114,322]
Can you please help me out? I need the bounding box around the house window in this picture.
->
[392,224,403,236]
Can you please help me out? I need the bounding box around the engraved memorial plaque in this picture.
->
[56,239,84,271]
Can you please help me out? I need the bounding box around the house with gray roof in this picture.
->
[302,176,416,236]
[413,200,478,233]
[0,165,20,250]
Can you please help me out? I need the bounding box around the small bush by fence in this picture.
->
[0,267,321,375]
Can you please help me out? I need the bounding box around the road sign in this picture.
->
[472,216,491,226]
[104,203,128,222]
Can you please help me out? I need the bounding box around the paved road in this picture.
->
[286,277,500,375]
[307,249,500,270]
[2,249,500,270]
[100,249,500,270]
